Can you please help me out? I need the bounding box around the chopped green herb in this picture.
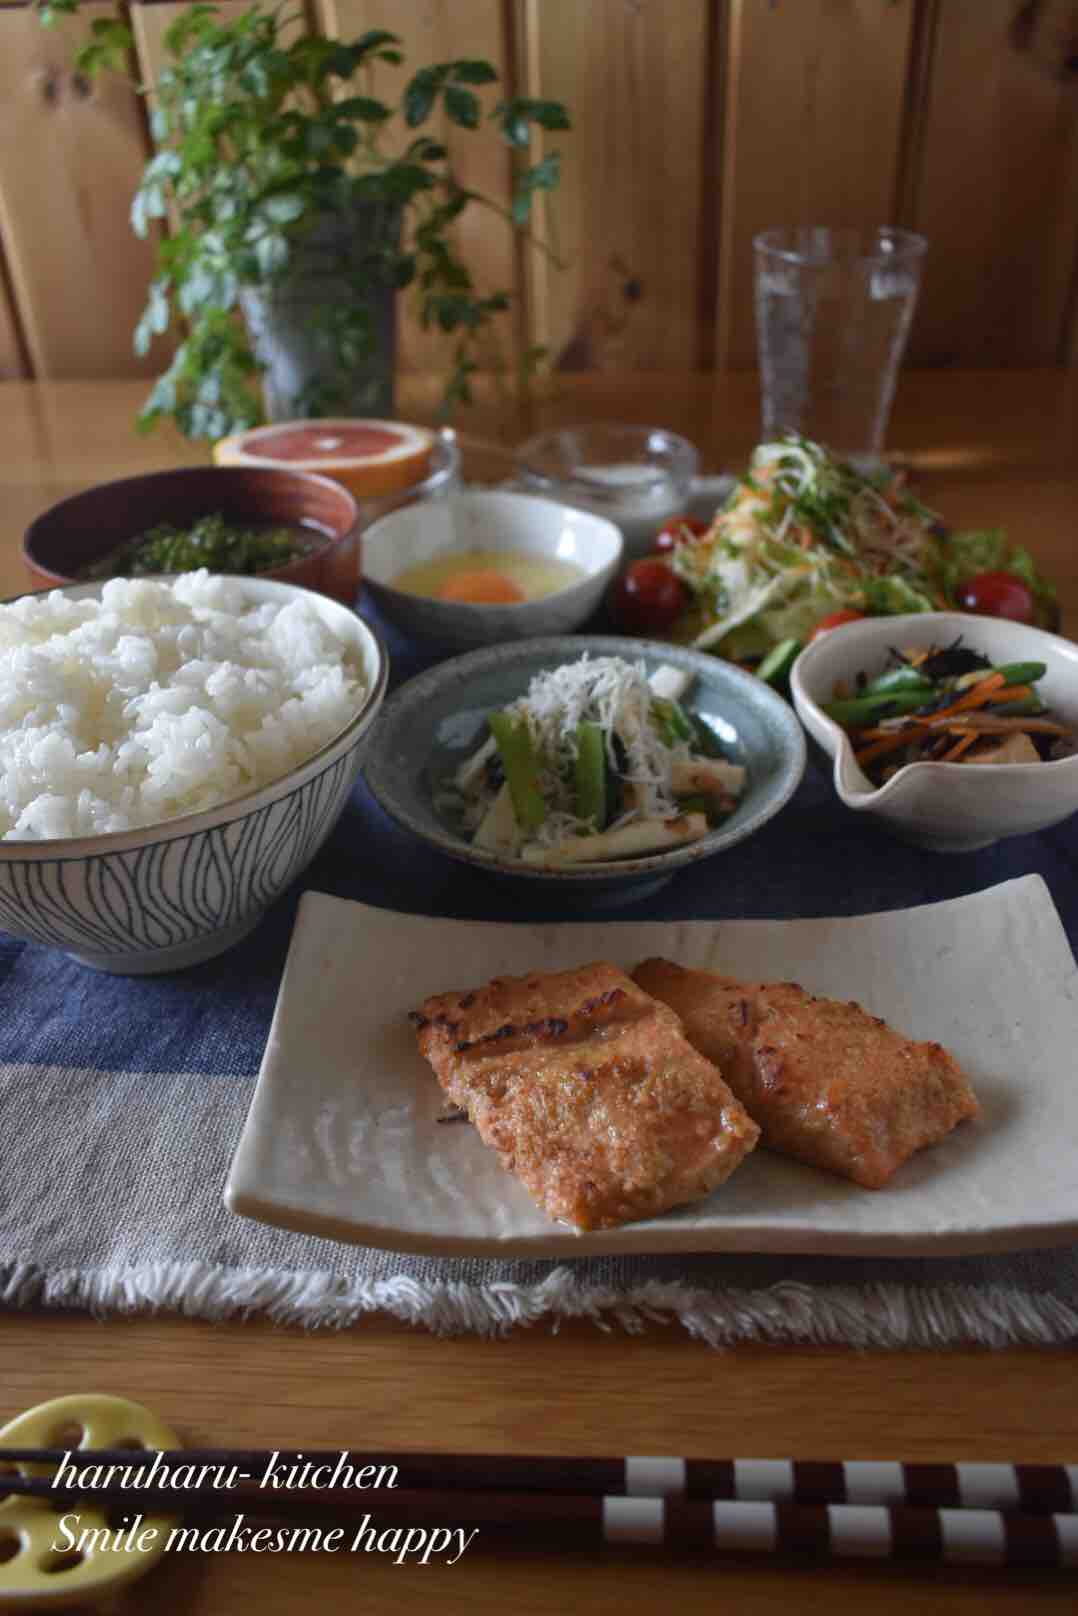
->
[81,512,317,580]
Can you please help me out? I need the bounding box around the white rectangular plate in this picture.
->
[225,876,1078,1258]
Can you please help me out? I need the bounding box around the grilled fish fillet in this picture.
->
[410,961,759,1231]
[632,959,979,1189]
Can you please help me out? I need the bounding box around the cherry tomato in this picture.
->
[956,570,1035,625]
[808,609,866,641]
[654,515,708,553]
[611,559,690,635]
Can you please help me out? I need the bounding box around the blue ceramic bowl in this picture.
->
[364,635,806,899]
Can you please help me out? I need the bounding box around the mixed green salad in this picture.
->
[632,436,1057,670]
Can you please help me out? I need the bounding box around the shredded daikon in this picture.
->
[438,654,744,863]
[504,656,687,842]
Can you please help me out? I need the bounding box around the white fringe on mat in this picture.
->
[2,1261,1076,1348]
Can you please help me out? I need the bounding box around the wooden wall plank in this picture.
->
[717,0,915,371]
[3,0,1076,385]
[314,0,516,376]
[517,0,709,374]
[0,6,157,379]
[903,0,1078,367]
[0,244,27,380]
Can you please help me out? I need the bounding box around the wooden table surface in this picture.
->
[2,373,1078,1614]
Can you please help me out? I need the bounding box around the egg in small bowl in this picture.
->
[360,490,623,649]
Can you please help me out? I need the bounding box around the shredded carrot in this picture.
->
[987,684,1033,706]
[855,732,917,768]
[940,732,979,762]
[856,723,930,743]
[927,670,1006,722]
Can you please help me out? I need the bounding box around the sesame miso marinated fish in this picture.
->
[632,960,979,1189]
[410,961,759,1231]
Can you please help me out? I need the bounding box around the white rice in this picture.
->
[0,572,367,841]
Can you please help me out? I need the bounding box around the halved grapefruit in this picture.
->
[214,418,434,498]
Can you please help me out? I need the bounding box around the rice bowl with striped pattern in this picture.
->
[0,574,387,973]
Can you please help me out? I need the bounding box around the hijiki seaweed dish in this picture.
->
[824,639,1076,786]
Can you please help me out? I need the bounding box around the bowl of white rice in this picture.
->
[0,571,386,973]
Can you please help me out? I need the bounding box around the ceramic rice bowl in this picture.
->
[0,578,387,973]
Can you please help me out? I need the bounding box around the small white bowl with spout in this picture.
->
[791,611,1078,851]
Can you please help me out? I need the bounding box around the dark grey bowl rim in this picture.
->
[365,635,806,884]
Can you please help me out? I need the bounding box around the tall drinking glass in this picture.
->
[753,227,927,462]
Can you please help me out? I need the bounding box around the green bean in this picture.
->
[861,665,935,697]
[651,698,694,745]
[487,711,547,833]
[988,695,1047,717]
[992,661,1047,687]
[822,690,937,727]
[574,721,607,830]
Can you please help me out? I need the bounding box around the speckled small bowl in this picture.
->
[364,635,806,900]
[360,490,623,650]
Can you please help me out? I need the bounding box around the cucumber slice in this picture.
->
[756,637,802,691]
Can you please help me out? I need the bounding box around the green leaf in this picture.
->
[37,0,81,24]
[133,313,154,358]
[496,96,571,148]
[131,179,169,237]
[444,86,480,129]
[75,21,135,78]
[353,29,402,56]
[403,68,441,127]
[164,5,219,61]
[137,276,172,343]
[364,163,435,205]
[511,152,561,221]
[304,121,337,157]
[451,59,498,85]
[527,99,571,130]
[254,233,289,278]
[261,193,307,224]
[404,136,448,163]
[334,96,392,123]
[143,150,182,183]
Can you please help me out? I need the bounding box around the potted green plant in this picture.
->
[38,2,570,439]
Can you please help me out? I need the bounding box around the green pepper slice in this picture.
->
[487,711,547,833]
[574,721,607,830]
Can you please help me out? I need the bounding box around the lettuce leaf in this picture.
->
[941,529,1056,605]
[861,575,936,616]
[939,529,1008,599]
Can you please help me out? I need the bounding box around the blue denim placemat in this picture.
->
[2,595,1076,1346]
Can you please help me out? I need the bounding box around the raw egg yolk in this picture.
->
[438,569,526,604]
